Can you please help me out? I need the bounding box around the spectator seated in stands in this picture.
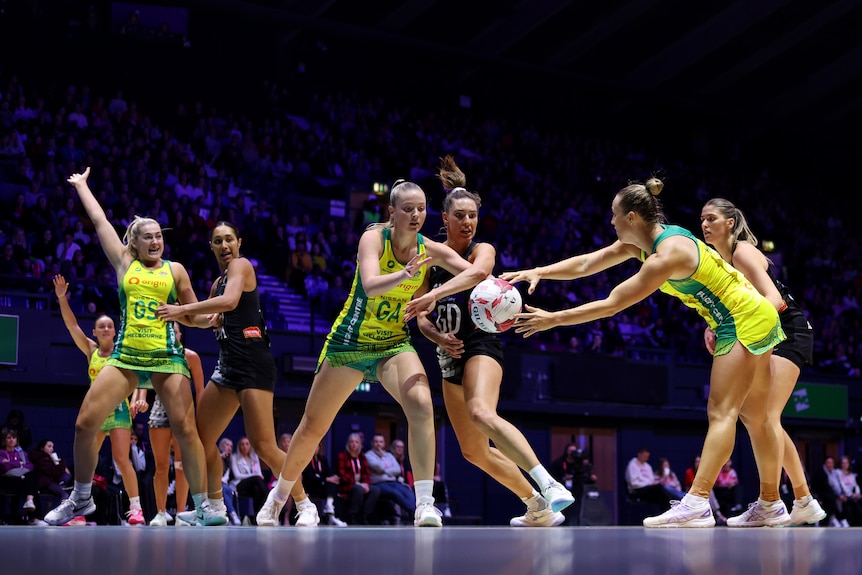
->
[336,432,380,525]
[0,429,46,524]
[713,459,744,516]
[365,434,415,524]
[624,448,677,508]
[28,439,72,501]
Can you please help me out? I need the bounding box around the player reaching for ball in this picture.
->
[256,178,486,528]
[502,177,787,528]
[414,155,574,526]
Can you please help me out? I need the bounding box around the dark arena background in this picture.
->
[2,1,862,574]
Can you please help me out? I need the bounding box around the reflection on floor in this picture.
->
[5,524,861,575]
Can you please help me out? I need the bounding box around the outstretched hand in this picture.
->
[53,274,69,298]
[67,167,91,186]
[513,304,559,338]
[499,269,542,295]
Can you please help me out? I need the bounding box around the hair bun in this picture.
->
[392,178,407,187]
[645,178,664,196]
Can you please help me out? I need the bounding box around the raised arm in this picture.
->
[53,274,96,357]
[66,167,128,274]
[500,241,638,295]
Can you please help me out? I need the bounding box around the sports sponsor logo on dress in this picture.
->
[243,327,262,338]
[344,297,364,345]
[128,275,170,290]
[695,290,724,324]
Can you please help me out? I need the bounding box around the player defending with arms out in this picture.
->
[502,178,786,528]
[157,222,320,526]
[45,167,224,526]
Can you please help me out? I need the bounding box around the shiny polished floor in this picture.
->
[4,525,860,575]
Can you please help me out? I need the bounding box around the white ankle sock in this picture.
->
[414,480,434,502]
[682,493,708,508]
[529,466,554,489]
[521,490,546,511]
[73,481,92,501]
[192,492,208,510]
[273,477,295,502]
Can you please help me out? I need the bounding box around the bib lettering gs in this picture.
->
[117,261,179,353]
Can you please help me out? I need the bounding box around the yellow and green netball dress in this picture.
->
[89,349,132,432]
[318,227,428,382]
[644,225,785,356]
[109,260,190,388]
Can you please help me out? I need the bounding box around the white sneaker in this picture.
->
[28,517,48,526]
[325,513,348,527]
[45,496,96,526]
[541,481,575,513]
[643,500,715,528]
[789,496,827,526]
[828,516,841,527]
[414,497,443,527]
[256,490,286,527]
[840,518,850,528]
[208,498,229,524]
[295,500,320,527]
[149,511,168,526]
[176,502,228,526]
[22,499,36,511]
[727,499,791,528]
[229,511,242,526]
[510,506,566,527]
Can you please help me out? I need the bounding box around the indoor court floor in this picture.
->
[4,524,860,574]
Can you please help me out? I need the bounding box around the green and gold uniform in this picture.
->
[643,225,785,356]
[108,260,190,388]
[89,349,132,432]
[318,227,427,382]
